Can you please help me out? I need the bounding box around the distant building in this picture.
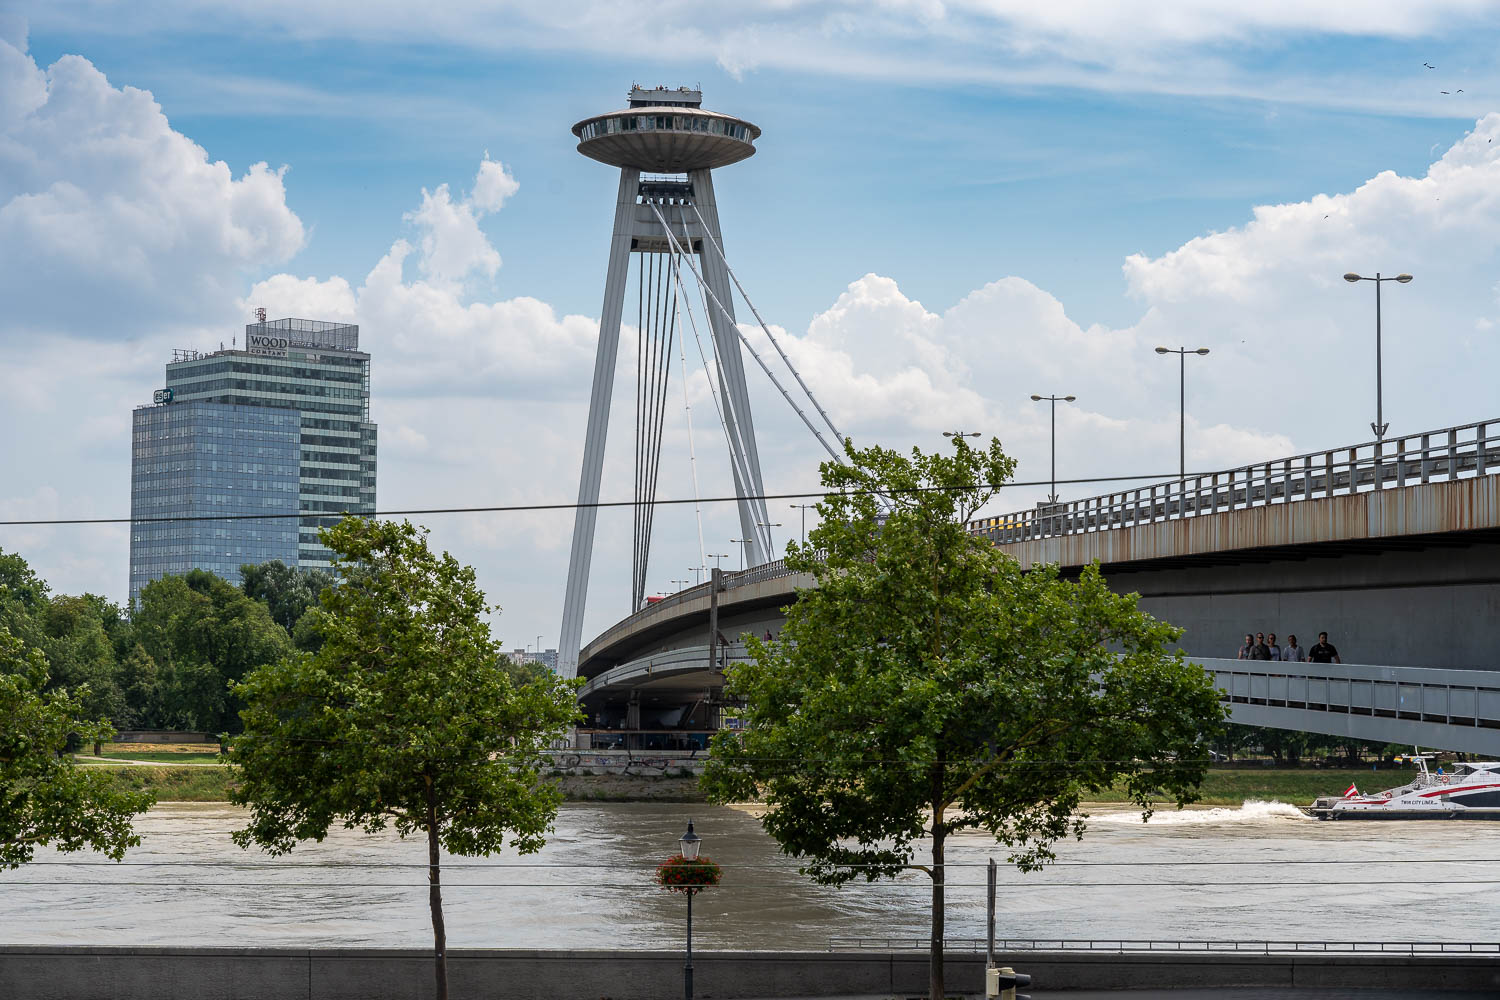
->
[129,317,376,605]
[506,648,559,671]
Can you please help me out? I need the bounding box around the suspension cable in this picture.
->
[648,201,844,468]
[659,206,762,531]
[673,202,776,554]
[690,202,845,449]
[674,248,709,574]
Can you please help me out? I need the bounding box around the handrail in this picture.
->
[828,936,1500,955]
[971,418,1499,544]
[577,559,802,666]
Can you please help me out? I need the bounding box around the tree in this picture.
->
[0,622,155,869]
[133,570,293,731]
[240,560,336,636]
[701,439,1227,999]
[228,517,581,1000]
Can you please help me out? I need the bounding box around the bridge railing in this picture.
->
[972,418,1500,544]
[579,559,802,664]
[828,937,1500,955]
[1200,656,1500,732]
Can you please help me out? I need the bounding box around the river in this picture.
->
[4,800,1498,950]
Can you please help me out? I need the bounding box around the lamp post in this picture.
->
[728,540,749,572]
[1028,394,1075,503]
[789,503,816,545]
[1154,346,1211,484]
[755,521,781,556]
[942,430,981,441]
[706,553,729,572]
[679,820,702,1000]
[1343,271,1412,440]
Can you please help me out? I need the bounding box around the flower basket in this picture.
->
[654,853,723,895]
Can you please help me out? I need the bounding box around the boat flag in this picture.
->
[1343,783,1359,798]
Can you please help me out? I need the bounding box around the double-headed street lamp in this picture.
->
[1029,394,1075,503]
[789,503,816,545]
[1154,346,1211,483]
[943,430,981,440]
[1343,271,1412,440]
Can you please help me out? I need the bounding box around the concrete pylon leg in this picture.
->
[558,167,640,678]
[691,168,771,567]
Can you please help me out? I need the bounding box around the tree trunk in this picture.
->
[930,748,946,1000]
[426,782,448,1000]
[929,813,945,1000]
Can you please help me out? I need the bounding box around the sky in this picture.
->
[3,2,1500,651]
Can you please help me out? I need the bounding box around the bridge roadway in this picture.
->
[578,603,1500,754]
[576,419,1500,750]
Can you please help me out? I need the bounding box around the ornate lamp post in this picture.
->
[654,821,720,1000]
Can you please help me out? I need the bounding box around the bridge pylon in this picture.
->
[558,86,774,677]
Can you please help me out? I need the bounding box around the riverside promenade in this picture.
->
[4,947,1500,998]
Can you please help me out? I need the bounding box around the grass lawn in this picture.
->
[89,765,236,802]
[83,750,223,764]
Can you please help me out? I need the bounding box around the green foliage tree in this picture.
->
[228,518,582,1000]
[701,439,1228,999]
[134,570,292,731]
[240,559,336,636]
[0,622,155,869]
[38,595,126,725]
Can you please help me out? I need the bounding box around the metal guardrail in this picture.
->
[828,937,1500,955]
[579,559,801,663]
[1201,657,1500,730]
[972,419,1500,544]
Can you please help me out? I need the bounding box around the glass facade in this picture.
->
[577,114,754,143]
[129,402,300,607]
[129,318,377,602]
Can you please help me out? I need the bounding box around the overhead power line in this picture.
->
[0,469,1206,528]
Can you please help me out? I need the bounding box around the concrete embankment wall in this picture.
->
[4,947,1499,998]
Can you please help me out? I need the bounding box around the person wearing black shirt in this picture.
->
[1308,631,1341,664]
[1249,631,1271,660]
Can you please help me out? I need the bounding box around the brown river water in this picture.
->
[4,800,1498,949]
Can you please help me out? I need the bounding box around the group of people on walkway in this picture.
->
[1236,630,1342,663]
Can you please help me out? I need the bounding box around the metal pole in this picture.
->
[1049,397,1057,503]
[1179,348,1186,484]
[685,890,694,1000]
[986,857,996,969]
[1374,272,1384,440]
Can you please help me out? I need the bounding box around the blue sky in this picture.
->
[4,2,1500,645]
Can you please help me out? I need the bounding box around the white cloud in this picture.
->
[3,25,1500,648]
[19,1,1500,114]
[471,155,519,213]
[0,39,304,337]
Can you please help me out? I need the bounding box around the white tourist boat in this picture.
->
[1305,754,1500,820]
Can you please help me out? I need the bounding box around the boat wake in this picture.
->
[1093,800,1312,825]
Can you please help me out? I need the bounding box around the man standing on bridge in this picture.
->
[1309,632,1342,664]
[1282,634,1306,662]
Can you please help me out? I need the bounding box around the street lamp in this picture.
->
[729,539,749,572]
[706,553,729,572]
[755,521,781,555]
[1343,271,1413,440]
[1154,346,1211,484]
[943,430,981,440]
[679,820,702,1000]
[1029,394,1076,503]
[789,503,816,545]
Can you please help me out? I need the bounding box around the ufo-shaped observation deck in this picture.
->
[573,88,759,173]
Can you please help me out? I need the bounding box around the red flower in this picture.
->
[654,854,723,895]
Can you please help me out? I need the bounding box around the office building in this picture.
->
[129,317,376,604]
